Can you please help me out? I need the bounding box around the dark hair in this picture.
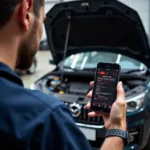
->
[0,0,44,29]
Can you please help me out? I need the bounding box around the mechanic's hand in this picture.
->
[86,81,127,131]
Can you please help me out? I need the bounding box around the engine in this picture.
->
[44,75,145,98]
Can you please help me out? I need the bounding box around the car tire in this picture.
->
[27,61,36,74]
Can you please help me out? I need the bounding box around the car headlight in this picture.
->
[126,93,145,113]
[30,84,36,90]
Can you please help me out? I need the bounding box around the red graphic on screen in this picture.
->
[99,71,105,75]
[93,68,118,105]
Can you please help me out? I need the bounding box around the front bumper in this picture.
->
[77,108,150,150]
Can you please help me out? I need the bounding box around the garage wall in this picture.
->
[42,0,150,40]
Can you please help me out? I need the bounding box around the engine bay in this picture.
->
[38,72,146,101]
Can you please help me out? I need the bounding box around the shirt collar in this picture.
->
[0,62,24,86]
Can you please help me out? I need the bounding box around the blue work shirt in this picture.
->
[0,62,91,150]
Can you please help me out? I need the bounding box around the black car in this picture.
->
[39,39,49,50]
[31,0,150,150]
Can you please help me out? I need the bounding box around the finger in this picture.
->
[88,111,103,117]
[88,111,96,117]
[116,81,125,103]
[85,101,91,109]
[87,90,93,98]
[90,81,94,87]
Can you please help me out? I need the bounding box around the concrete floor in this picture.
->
[21,50,56,88]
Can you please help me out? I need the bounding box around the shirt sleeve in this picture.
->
[47,104,92,150]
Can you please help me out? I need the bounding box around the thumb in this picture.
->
[116,81,125,102]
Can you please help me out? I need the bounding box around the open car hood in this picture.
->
[45,0,150,67]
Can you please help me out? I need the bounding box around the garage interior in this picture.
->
[16,0,150,149]
[22,0,150,88]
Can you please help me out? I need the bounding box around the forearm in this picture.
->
[100,137,124,150]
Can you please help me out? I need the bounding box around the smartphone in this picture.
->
[91,62,121,113]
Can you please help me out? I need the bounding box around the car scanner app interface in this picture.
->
[93,68,119,107]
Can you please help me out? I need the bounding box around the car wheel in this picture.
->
[27,62,36,74]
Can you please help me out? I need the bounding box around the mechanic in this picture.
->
[0,0,127,150]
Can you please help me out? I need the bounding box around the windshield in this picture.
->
[64,51,146,70]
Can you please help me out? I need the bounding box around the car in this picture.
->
[39,39,49,50]
[15,57,37,75]
[30,0,150,150]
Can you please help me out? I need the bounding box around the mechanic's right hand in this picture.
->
[86,81,127,131]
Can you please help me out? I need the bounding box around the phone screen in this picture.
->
[92,63,120,112]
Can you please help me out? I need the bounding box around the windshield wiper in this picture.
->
[122,69,146,74]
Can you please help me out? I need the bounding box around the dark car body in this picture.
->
[31,0,150,149]
[39,39,49,50]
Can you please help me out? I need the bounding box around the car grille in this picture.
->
[64,102,104,125]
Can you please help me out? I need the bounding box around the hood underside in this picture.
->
[45,0,150,67]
